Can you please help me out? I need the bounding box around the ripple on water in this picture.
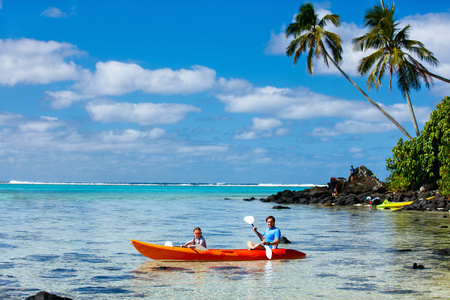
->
[24,254,59,262]
[72,286,132,295]
[0,243,16,249]
[0,262,14,269]
[61,253,109,263]
[41,268,78,279]
[91,275,136,282]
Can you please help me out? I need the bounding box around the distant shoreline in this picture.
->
[2,180,326,188]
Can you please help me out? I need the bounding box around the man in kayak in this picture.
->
[247,216,280,250]
[183,227,207,249]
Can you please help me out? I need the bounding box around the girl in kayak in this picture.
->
[247,216,280,250]
[183,227,207,249]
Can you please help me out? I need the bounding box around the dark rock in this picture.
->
[341,176,387,194]
[309,197,320,204]
[279,236,291,244]
[26,291,73,300]
[298,197,310,204]
[243,197,256,201]
[272,205,290,209]
[355,166,373,179]
[432,248,450,256]
[309,186,331,198]
[441,225,449,228]
[254,166,449,212]
[412,263,425,269]
[420,183,438,192]
[344,194,360,205]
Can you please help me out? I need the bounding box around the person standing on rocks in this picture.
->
[349,165,355,182]
[329,177,338,198]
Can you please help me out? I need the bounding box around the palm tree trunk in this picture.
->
[404,88,421,137]
[427,71,450,84]
[326,52,413,140]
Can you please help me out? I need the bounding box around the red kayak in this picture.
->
[131,239,306,261]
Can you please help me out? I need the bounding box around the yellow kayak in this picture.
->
[376,199,413,210]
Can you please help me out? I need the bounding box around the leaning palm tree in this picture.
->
[286,3,412,140]
[353,4,441,137]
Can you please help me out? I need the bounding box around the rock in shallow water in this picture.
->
[26,291,73,300]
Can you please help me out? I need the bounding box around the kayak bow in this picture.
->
[131,239,306,261]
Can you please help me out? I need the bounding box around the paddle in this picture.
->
[164,241,207,251]
[244,216,272,259]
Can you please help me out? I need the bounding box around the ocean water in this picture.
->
[0,183,449,299]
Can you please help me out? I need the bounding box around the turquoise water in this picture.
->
[0,184,449,299]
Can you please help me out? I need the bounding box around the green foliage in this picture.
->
[386,96,450,195]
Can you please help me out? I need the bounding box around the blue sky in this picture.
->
[1,0,449,184]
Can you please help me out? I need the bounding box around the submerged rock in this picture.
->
[272,205,290,209]
[26,291,73,300]
[279,236,291,244]
[412,263,425,269]
[432,248,450,256]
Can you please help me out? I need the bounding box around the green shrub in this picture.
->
[386,96,450,195]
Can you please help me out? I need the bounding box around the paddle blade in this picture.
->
[244,216,254,225]
[195,245,208,251]
[265,245,273,259]
[164,241,173,247]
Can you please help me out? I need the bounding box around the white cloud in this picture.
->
[349,147,364,158]
[264,30,289,56]
[251,117,283,131]
[234,117,286,140]
[0,38,86,86]
[403,12,450,97]
[216,77,253,94]
[177,145,228,155]
[76,61,217,96]
[44,90,92,109]
[218,86,295,114]
[18,118,63,132]
[0,112,229,163]
[99,128,166,143]
[220,85,432,136]
[0,112,23,125]
[85,100,201,125]
[41,7,66,18]
[0,112,64,132]
[309,120,396,137]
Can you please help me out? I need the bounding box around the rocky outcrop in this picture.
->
[257,166,449,212]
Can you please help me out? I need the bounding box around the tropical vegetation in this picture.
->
[285,2,449,195]
[386,97,450,196]
[353,3,439,137]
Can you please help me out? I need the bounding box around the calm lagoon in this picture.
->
[0,184,449,299]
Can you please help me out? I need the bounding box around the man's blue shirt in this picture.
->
[263,226,281,249]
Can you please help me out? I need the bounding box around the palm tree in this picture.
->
[286,3,412,140]
[353,4,441,137]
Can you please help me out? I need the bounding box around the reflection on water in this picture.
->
[130,260,284,297]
